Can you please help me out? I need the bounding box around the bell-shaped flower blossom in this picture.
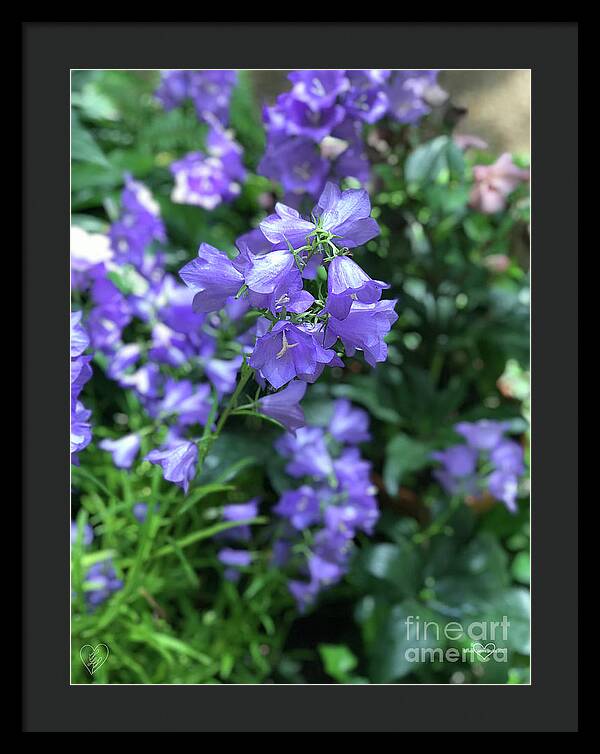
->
[343,86,388,124]
[324,499,378,538]
[431,444,478,478]
[218,548,253,567]
[258,379,307,433]
[156,379,212,427]
[179,243,244,313]
[84,559,123,608]
[217,499,260,543]
[71,521,94,547]
[146,440,198,494]
[488,470,519,513]
[313,183,380,248]
[276,426,334,480]
[119,363,162,399]
[71,401,92,465]
[325,299,398,367]
[155,69,237,124]
[204,356,243,396]
[99,432,141,469]
[328,399,370,444]
[308,528,352,586]
[274,485,321,529]
[288,70,349,109]
[455,420,510,451]
[326,255,389,319]
[490,438,525,476]
[248,321,338,389]
[71,311,90,358]
[107,343,142,380]
[258,135,330,198]
[260,183,379,253]
[386,70,440,124]
[109,175,166,267]
[276,93,346,143]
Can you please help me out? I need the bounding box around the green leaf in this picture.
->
[71,110,110,167]
[330,380,402,424]
[511,552,530,585]
[359,540,421,598]
[369,600,447,682]
[318,644,358,683]
[72,81,119,121]
[383,433,431,495]
[405,136,465,187]
[176,483,236,517]
[152,517,267,559]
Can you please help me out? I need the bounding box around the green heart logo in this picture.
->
[80,644,110,675]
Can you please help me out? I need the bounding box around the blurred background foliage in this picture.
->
[71,70,530,684]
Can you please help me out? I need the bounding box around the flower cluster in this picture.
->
[258,69,443,203]
[155,69,237,125]
[470,153,530,214]
[109,174,166,267]
[179,181,397,406]
[271,399,378,611]
[170,114,246,210]
[432,420,526,512]
[71,311,93,464]
[71,178,250,486]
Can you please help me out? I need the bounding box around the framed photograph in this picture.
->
[22,22,578,732]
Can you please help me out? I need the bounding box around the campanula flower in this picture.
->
[274,485,321,529]
[288,70,349,109]
[84,559,123,608]
[99,433,141,469]
[258,379,307,433]
[146,440,198,494]
[455,420,511,451]
[156,379,212,427]
[328,399,371,444]
[324,299,399,367]
[70,521,94,547]
[276,426,334,480]
[155,69,237,124]
[109,175,165,267]
[248,321,338,390]
[179,243,244,313]
[386,69,440,123]
[326,255,389,319]
[218,548,253,567]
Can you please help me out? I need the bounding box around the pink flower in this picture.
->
[470,153,529,214]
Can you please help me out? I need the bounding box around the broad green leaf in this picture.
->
[71,110,110,167]
[369,600,447,682]
[405,136,465,187]
[383,433,432,495]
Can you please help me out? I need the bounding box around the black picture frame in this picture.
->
[22,21,578,732]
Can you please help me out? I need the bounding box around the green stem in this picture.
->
[195,360,253,478]
[413,495,462,544]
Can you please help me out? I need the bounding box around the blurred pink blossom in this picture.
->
[470,153,529,214]
[453,133,489,151]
